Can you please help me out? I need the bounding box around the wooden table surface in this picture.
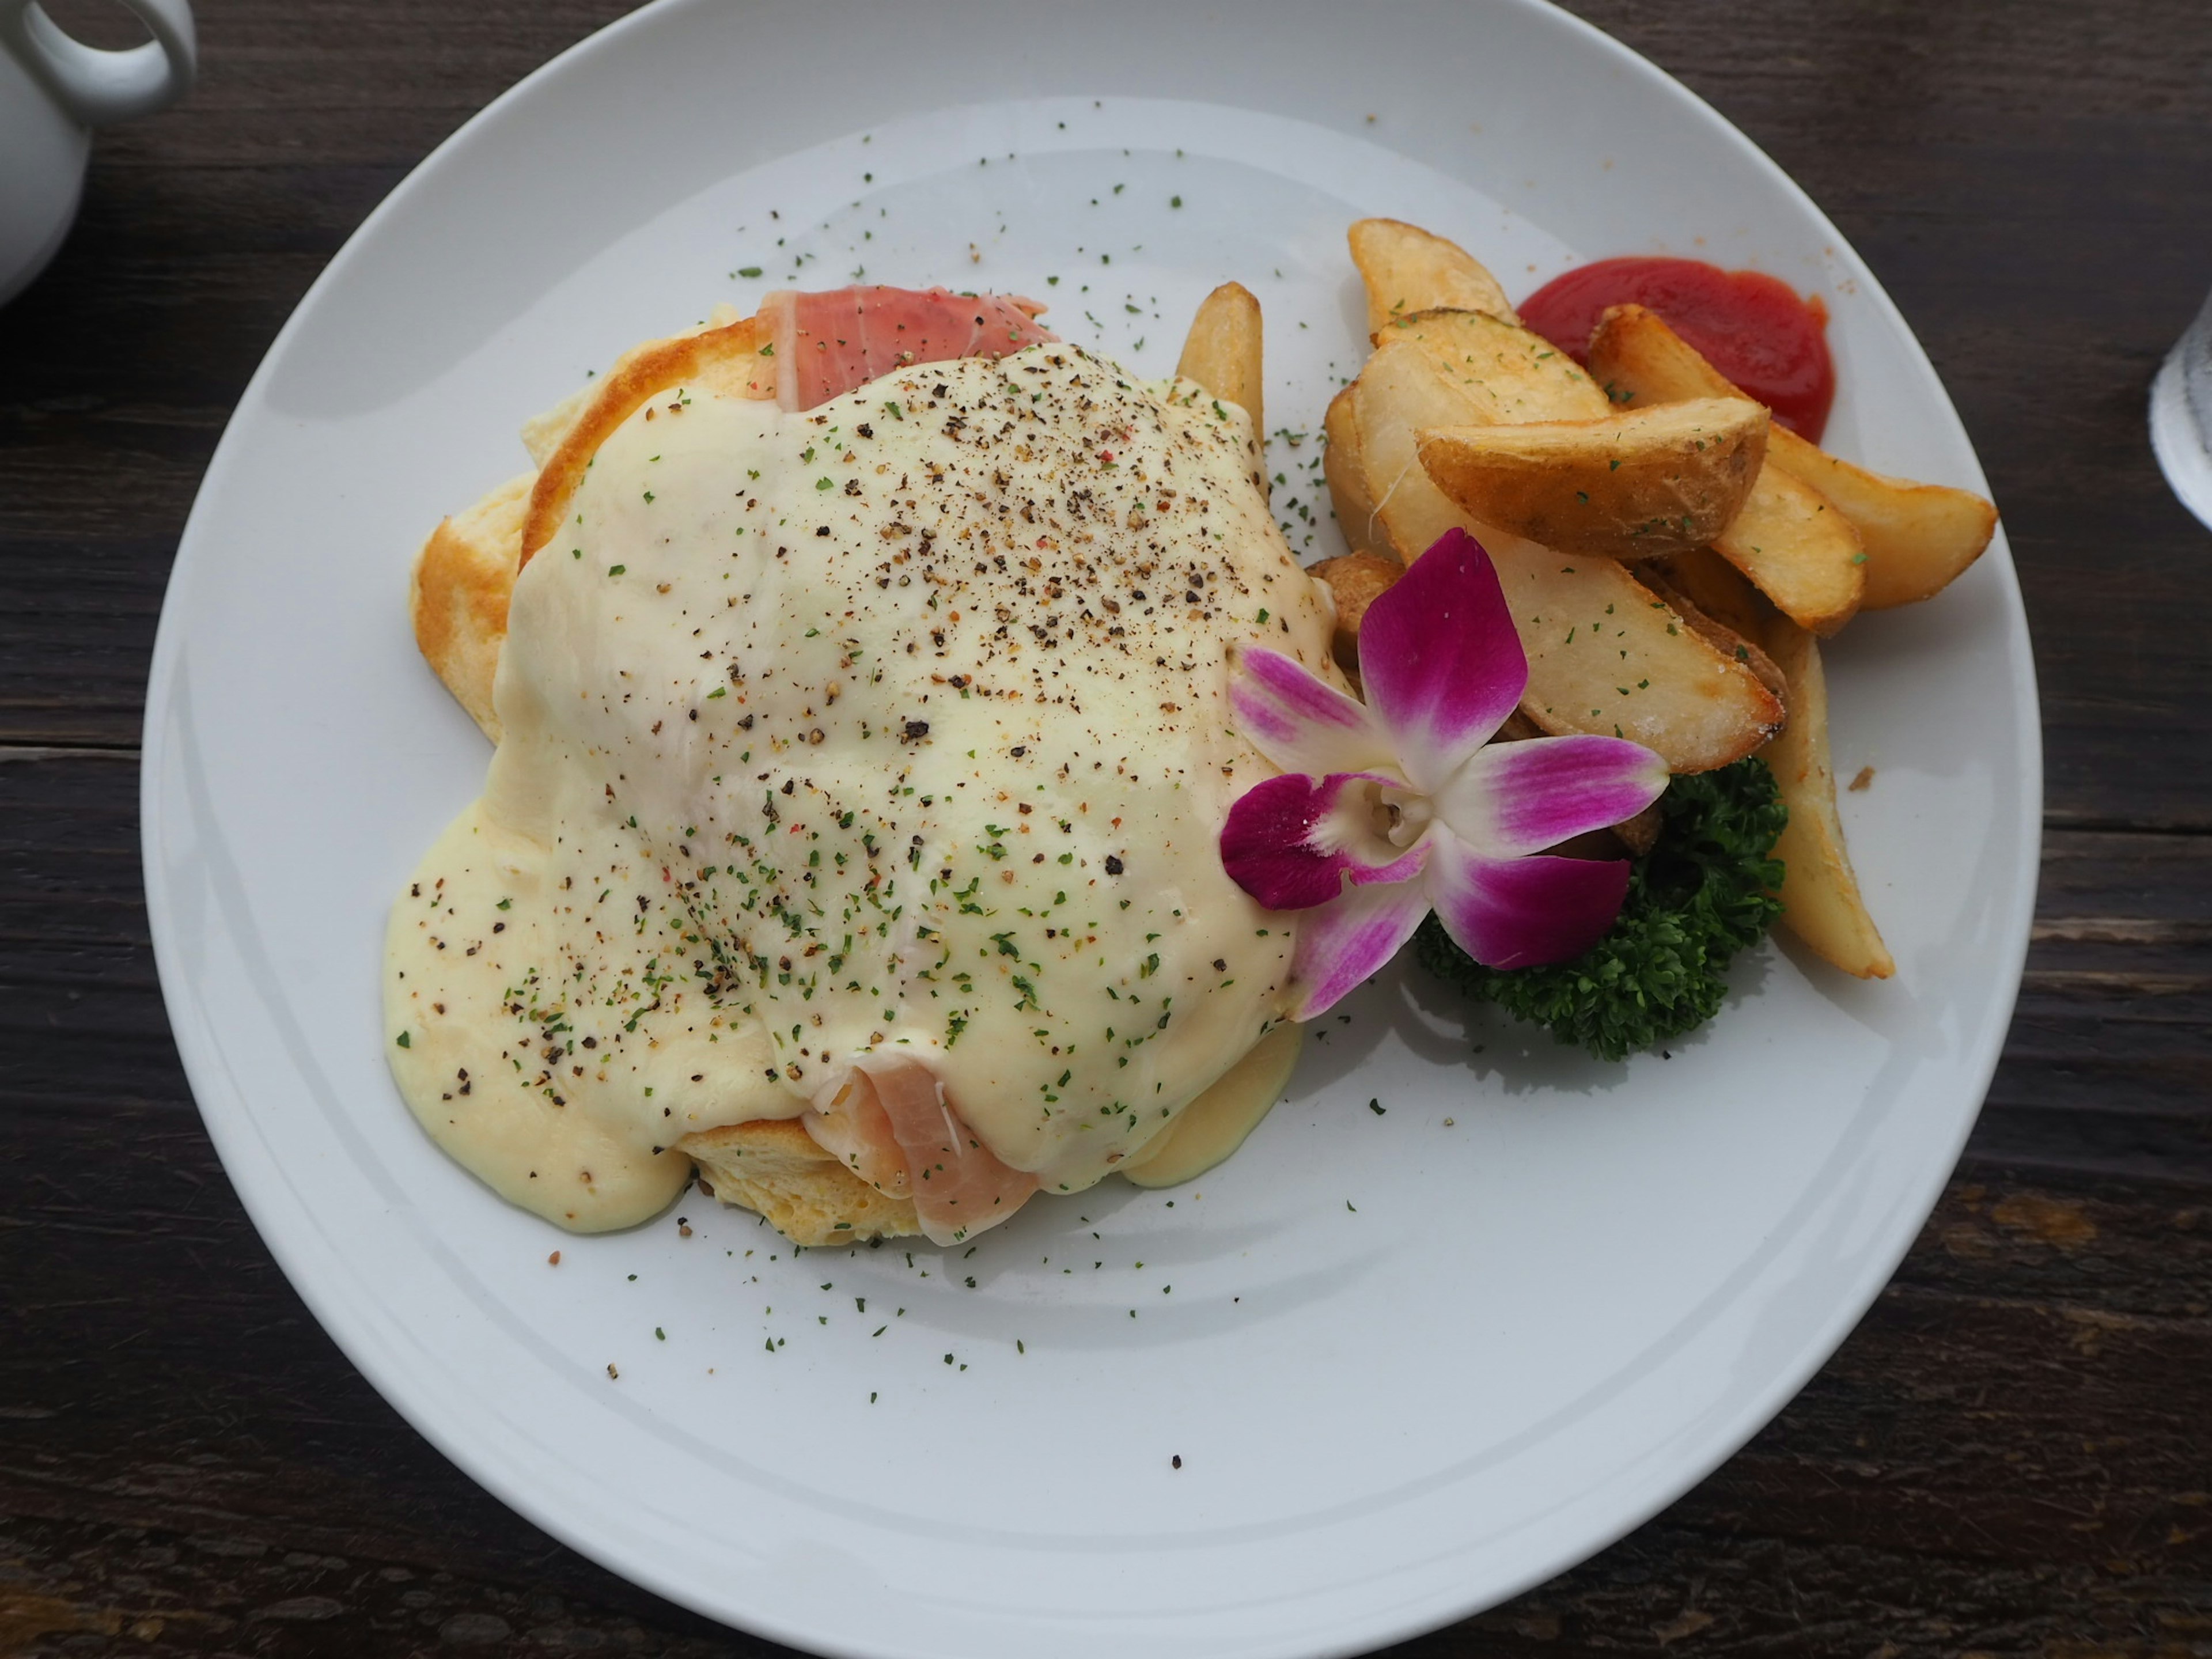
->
[4,2,2209,1654]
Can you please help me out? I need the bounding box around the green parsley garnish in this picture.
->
[1414,758,1786,1060]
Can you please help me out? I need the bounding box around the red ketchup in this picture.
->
[1518,257,1835,442]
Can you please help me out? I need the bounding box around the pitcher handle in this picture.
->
[0,0,195,127]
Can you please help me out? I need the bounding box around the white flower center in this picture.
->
[1380,785,1431,849]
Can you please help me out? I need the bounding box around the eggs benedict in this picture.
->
[388,283,1331,1245]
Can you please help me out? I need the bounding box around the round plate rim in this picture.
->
[139,2,2041,1653]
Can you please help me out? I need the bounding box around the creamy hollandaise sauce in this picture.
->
[386,346,1335,1233]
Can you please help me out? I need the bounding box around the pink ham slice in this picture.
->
[761,286,1058,411]
[805,1057,1040,1245]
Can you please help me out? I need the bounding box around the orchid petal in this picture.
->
[1356,529,1527,793]
[1285,873,1434,1020]
[1229,649,1393,777]
[1221,771,1426,911]
[1431,734,1669,858]
[1427,835,1631,971]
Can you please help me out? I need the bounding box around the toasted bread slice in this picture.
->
[411,307,764,738]
[410,473,532,742]
[680,1119,921,1246]
[520,312,775,565]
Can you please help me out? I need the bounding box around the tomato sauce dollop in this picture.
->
[1518,257,1835,443]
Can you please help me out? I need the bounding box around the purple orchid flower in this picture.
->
[1222,529,1669,1020]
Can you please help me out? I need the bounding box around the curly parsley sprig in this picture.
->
[1415,757,1787,1061]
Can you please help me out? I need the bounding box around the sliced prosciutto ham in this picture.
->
[805,1056,1040,1245]
[762,286,1058,411]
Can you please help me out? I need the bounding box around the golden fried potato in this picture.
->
[1347,339,1782,773]
[1760,622,1894,978]
[1176,281,1266,496]
[1763,425,1998,609]
[1662,549,1892,978]
[1585,302,1737,404]
[1308,551,1403,672]
[1323,383,1387,559]
[1710,462,1865,635]
[1581,305,1863,631]
[1350,218,1518,335]
[1588,304,1994,612]
[1641,562,1787,706]
[1612,800,1662,858]
[1415,396,1768,562]
[1378,306,1608,423]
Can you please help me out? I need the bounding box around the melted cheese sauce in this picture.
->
[386,346,1336,1232]
[1118,1020,1302,1188]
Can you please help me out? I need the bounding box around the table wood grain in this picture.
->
[2,2,2208,1654]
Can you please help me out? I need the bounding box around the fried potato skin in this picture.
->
[1350,218,1518,335]
[1347,338,1782,773]
[1763,424,1997,609]
[1710,461,1865,635]
[1642,560,1788,706]
[1177,281,1266,495]
[1323,382,1387,559]
[1586,302,1738,404]
[1308,551,1403,674]
[1588,303,1993,613]
[1416,397,1768,563]
[1662,548,1892,978]
[1760,624,1894,977]
[1585,305,1865,632]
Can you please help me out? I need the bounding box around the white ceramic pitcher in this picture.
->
[0,0,195,305]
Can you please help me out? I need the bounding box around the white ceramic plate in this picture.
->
[142,3,2039,1655]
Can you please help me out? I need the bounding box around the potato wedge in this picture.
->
[1710,463,1865,634]
[1377,306,1608,423]
[1308,551,1403,674]
[1176,281,1266,496]
[1639,564,1787,706]
[1323,383,1387,559]
[1347,338,1782,772]
[1415,397,1767,562]
[1581,305,1863,632]
[1585,302,1737,405]
[1661,548,1892,977]
[1650,543,1769,639]
[1760,624,1894,978]
[1588,303,1994,611]
[1350,217,1517,335]
[1763,425,1998,609]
